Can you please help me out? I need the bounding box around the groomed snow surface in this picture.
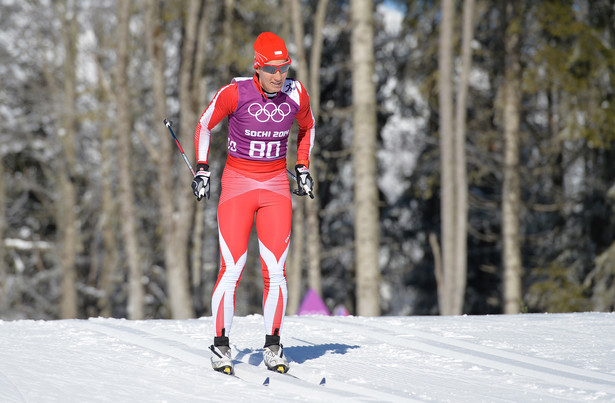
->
[1,313,614,402]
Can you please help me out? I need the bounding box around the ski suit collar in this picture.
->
[253,73,279,99]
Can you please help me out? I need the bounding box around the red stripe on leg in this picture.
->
[216,291,226,337]
[272,286,285,334]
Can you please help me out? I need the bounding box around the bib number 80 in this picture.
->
[249,140,281,159]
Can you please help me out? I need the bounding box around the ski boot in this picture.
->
[210,336,234,375]
[263,335,289,373]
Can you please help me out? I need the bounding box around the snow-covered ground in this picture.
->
[1,312,614,402]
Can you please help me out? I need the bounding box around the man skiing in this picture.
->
[192,32,315,375]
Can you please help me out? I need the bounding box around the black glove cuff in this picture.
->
[196,163,209,172]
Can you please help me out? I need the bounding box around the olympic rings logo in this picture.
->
[248,102,292,123]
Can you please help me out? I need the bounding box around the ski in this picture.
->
[223,366,326,387]
[283,372,326,386]
[265,368,327,386]
[213,367,275,388]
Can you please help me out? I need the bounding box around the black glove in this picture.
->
[191,163,210,201]
[294,164,314,199]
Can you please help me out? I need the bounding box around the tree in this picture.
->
[145,0,175,318]
[436,0,474,316]
[351,0,380,316]
[501,0,523,314]
[304,0,328,300]
[453,0,474,315]
[437,0,456,315]
[54,0,80,319]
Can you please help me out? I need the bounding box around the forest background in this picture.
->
[1,0,614,321]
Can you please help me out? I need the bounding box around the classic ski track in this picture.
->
[87,320,380,402]
[114,321,418,402]
[301,317,615,396]
[0,367,27,403]
[116,320,414,402]
[286,334,545,403]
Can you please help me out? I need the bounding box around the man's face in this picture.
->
[258,59,290,93]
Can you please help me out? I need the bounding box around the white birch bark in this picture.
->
[351,0,380,316]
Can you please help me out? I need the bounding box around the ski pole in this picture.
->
[164,119,196,177]
[287,169,314,199]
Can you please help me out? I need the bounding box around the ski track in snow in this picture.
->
[87,320,368,401]
[0,313,614,402]
[301,316,615,400]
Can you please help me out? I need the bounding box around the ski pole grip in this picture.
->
[303,185,314,199]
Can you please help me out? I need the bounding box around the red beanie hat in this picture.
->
[253,32,291,69]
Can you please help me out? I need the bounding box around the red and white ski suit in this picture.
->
[194,74,314,338]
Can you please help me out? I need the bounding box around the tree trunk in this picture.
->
[351,0,380,316]
[287,204,304,315]
[99,126,119,317]
[309,0,328,121]
[55,0,79,319]
[437,0,474,316]
[451,0,474,315]
[221,0,235,82]
[116,0,145,320]
[145,0,174,316]
[438,0,456,316]
[502,0,523,314]
[287,0,310,314]
[305,0,328,298]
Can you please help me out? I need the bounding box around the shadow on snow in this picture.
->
[235,340,360,366]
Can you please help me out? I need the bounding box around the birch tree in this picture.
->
[351,0,380,316]
[436,0,474,316]
[452,0,474,315]
[501,0,523,314]
[437,0,456,315]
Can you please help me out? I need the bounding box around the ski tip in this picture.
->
[263,377,270,386]
[319,377,326,386]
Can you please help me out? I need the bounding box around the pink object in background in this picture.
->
[297,288,330,315]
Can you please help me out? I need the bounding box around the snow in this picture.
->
[1,313,614,402]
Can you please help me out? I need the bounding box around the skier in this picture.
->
[192,32,315,375]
